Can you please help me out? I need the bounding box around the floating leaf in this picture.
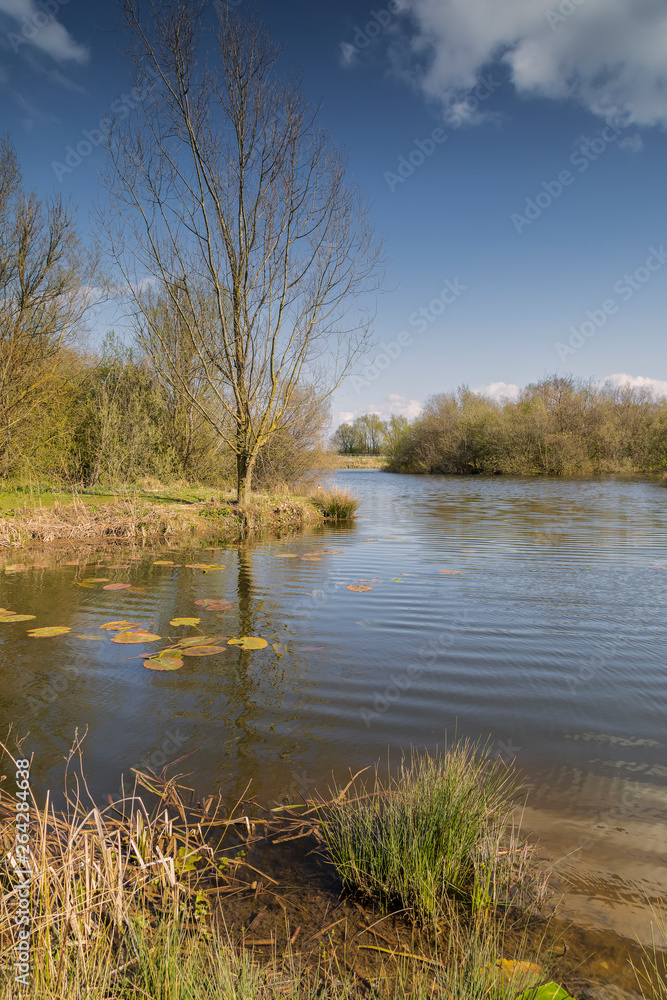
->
[196,599,234,611]
[102,583,132,591]
[167,635,217,649]
[273,553,299,558]
[227,637,268,650]
[100,621,143,631]
[0,614,36,622]
[363,539,379,542]
[153,560,175,566]
[80,577,110,583]
[390,578,403,583]
[27,627,71,637]
[181,645,227,657]
[322,550,344,554]
[145,655,184,671]
[110,632,162,644]
[439,570,465,575]
[358,578,379,583]
[170,617,201,626]
[301,556,321,561]
[125,586,146,593]
[347,584,372,592]
[0,608,17,615]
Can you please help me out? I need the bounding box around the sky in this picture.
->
[0,0,666,426]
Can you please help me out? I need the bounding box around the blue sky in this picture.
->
[1,0,666,426]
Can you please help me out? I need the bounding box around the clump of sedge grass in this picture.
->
[309,487,359,519]
[318,743,533,927]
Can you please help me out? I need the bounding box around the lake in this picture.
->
[2,471,666,980]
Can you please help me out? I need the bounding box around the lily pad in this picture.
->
[227,637,268,650]
[144,654,184,671]
[439,570,465,575]
[196,599,234,611]
[27,627,71,637]
[110,632,162,644]
[170,617,201,626]
[167,635,217,649]
[125,586,146,593]
[153,560,175,566]
[390,578,403,583]
[102,583,132,591]
[180,645,227,657]
[347,584,372,592]
[99,621,143,631]
[301,556,321,561]
[0,614,36,622]
[80,577,110,583]
[322,550,344,554]
[273,553,299,558]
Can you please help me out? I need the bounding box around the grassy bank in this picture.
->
[2,739,658,999]
[327,454,387,470]
[0,483,355,549]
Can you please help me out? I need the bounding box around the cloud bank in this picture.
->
[393,0,667,127]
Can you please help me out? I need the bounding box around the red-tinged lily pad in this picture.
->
[347,584,372,592]
[80,577,110,583]
[439,570,465,575]
[180,645,227,657]
[167,635,216,649]
[153,560,175,566]
[110,632,162,644]
[0,614,36,622]
[99,621,143,631]
[301,556,321,561]
[102,583,132,591]
[27,627,71,637]
[170,617,201,626]
[227,637,268,650]
[195,599,234,611]
[145,655,184,671]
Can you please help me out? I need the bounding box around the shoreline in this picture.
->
[0,492,330,550]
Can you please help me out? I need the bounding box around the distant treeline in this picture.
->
[338,378,667,476]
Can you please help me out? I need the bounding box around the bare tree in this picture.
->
[0,135,98,468]
[100,0,384,501]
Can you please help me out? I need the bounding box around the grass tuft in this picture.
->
[309,487,359,519]
[317,743,536,927]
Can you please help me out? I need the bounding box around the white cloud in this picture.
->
[618,133,643,153]
[474,381,520,401]
[336,394,423,425]
[393,0,667,127]
[0,0,89,64]
[604,373,667,396]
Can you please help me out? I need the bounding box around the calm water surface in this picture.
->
[2,471,666,958]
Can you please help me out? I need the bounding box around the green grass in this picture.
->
[317,743,528,927]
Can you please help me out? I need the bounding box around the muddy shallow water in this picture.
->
[2,471,666,990]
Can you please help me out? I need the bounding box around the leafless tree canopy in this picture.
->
[0,135,98,465]
[100,0,384,500]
